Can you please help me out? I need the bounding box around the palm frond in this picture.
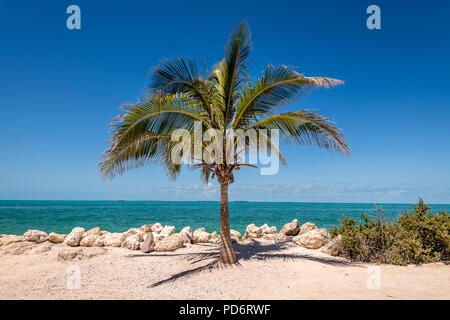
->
[232,64,344,129]
[304,76,344,88]
[191,164,215,185]
[148,57,223,126]
[100,92,208,179]
[162,146,183,180]
[148,56,204,93]
[112,92,207,147]
[258,130,287,166]
[99,132,171,179]
[209,21,252,129]
[229,129,287,167]
[248,110,350,155]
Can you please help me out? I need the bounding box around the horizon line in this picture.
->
[1,199,450,206]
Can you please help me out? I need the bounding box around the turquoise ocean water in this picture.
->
[1,200,450,236]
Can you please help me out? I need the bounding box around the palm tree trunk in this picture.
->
[219,180,237,264]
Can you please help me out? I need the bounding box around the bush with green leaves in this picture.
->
[331,199,450,265]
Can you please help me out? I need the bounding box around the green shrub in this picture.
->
[331,199,450,265]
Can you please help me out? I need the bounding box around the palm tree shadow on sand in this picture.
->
[126,240,354,288]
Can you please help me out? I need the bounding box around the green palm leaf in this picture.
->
[247,110,349,155]
[232,64,343,129]
[99,132,171,179]
[113,92,207,144]
[209,21,252,129]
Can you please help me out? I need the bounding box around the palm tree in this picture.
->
[99,22,349,264]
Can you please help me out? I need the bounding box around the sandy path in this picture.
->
[0,239,448,300]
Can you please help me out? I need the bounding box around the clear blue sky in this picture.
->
[1,0,449,203]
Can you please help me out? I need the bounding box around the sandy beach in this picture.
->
[1,239,448,300]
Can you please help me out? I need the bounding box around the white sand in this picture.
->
[0,239,449,300]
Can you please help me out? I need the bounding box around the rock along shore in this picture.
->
[0,219,342,257]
